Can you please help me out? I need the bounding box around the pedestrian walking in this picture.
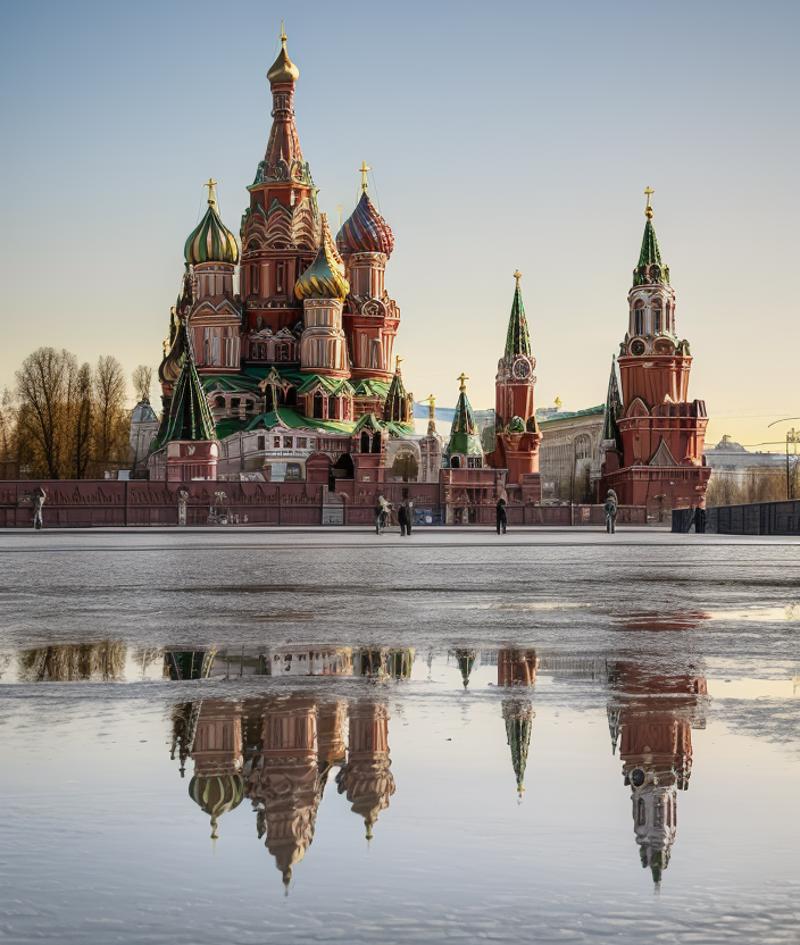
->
[32,486,47,530]
[603,489,618,534]
[375,495,390,535]
[496,496,507,535]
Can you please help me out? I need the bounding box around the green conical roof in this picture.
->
[160,324,217,443]
[503,700,533,796]
[633,217,670,286]
[447,381,483,457]
[504,273,532,358]
[602,356,623,446]
[384,364,410,424]
[455,649,477,689]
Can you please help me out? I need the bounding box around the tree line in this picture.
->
[0,348,154,479]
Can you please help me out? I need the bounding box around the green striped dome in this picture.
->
[184,202,240,266]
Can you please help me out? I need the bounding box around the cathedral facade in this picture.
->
[148,30,419,486]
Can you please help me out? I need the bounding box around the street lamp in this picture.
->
[767,418,800,500]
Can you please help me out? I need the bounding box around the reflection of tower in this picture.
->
[454,648,477,689]
[317,700,348,786]
[497,649,538,796]
[187,700,244,840]
[336,701,396,840]
[610,664,707,888]
[248,697,321,889]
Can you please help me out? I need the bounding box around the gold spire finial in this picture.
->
[554,395,562,409]
[513,269,522,285]
[424,393,436,419]
[644,186,654,220]
[457,372,469,392]
[395,354,403,372]
[204,178,218,208]
[280,20,287,45]
[359,161,371,193]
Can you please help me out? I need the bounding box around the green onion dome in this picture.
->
[294,213,350,301]
[507,416,526,433]
[189,773,245,839]
[184,181,240,266]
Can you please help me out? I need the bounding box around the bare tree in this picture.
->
[132,364,154,404]
[15,347,79,479]
[0,388,18,477]
[93,355,129,472]
[73,362,94,479]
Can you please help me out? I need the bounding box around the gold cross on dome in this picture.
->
[280,20,287,44]
[424,393,436,417]
[395,354,403,372]
[513,269,522,285]
[359,161,371,193]
[205,178,218,207]
[644,186,654,219]
[457,372,469,392]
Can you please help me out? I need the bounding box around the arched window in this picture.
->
[313,392,324,419]
[371,432,382,454]
[633,303,645,336]
[653,305,662,333]
[285,387,297,407]
[450,455,461,469]
[637,798,646,826]
[360,431,371,453]
[328,395,337,419]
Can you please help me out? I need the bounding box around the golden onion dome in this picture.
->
[188,773,245,839]
[184,180,240,266]
[267,27,300,85]
[294,213,350,301]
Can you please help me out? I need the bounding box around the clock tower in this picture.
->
[488,272,542,486]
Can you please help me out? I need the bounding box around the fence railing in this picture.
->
[672,500,800,535]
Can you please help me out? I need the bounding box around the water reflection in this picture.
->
[18,642,127,681]
[172,694,396,889]
[607,662,708,888]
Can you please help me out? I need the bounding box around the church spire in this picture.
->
[260,25,309,186]
[633,188,670,286]
[602,356,623,446]
[159,322,217,443]
[504,270,532,358]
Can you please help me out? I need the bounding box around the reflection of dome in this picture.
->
[336,702,395,839]
[294,214,349,301]
[336,191,394,259]
[189,773,245,838]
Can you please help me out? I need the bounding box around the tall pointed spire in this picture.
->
[383,355,412,425]
[259,26,309,186]
[633,188,670,286]
[504,270,532,358]
[602,356,623,446]
[160,323,217,443]
[447,374,483,459]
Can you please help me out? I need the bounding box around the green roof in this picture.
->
[353,378,391,398]
[245,406,353,434]
[505,280,532,359]
[538,404,604,428]
[633,218,670,286]
[155,326,217,445]
[448,388,484,457]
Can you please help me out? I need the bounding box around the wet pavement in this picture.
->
[0,528,798,944]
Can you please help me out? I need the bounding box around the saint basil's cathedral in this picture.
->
[147,29,709,515]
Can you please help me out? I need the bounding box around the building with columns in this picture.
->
[599,191,710,516]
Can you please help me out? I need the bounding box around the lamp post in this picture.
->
[767,418,800,500]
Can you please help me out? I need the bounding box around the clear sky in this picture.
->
[1,0,798,449]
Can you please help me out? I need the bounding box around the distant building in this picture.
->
[704,434,786,486]
[129,399,159,473]
[538,405,605,502]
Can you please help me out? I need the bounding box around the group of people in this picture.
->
[375,496,414,536]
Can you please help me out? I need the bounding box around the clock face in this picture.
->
[630,339,646,356]
[512,357,531,380]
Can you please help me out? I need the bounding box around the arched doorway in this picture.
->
[331,453,354,491]
[391,449,419,482]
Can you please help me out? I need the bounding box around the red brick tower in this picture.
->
[600,190,710,517]
[239,28,321,355]
[488,272,542,488]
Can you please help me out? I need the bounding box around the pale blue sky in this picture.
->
[1,0,798,445]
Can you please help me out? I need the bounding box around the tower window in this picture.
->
[633,305,644,336]
[276,262,285,295]
[653,307,662,333]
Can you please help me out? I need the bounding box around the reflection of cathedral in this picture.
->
[498,649,539,797]
[172,694,396,889]
[608,664,707,887]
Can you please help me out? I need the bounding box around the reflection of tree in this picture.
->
[17,642,126,681]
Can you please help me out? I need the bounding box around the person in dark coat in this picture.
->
[603,489,618,534]
[691,497,707,534]
[398,500,412,537]
[496,496,507,535]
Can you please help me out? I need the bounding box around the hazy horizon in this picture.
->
[1,0,798,451]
